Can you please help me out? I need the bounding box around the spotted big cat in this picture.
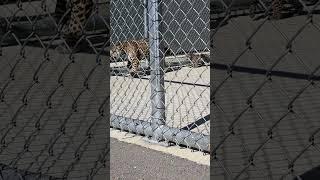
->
[110,39,174,75]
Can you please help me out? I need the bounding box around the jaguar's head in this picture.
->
[110,44,123,62]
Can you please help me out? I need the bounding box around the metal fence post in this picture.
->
[148,0,166,131]
[143,0,149,39]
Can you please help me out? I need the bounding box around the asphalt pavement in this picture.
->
[110,138,210,180]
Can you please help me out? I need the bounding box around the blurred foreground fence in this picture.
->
[212,0,320,179]
[0,0,109,179]
[110,0,210,152]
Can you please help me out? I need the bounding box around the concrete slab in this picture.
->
[110,64,210,135]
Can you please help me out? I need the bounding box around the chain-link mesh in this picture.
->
[110,0,210,152]
[0,0,109,179]
[212,0,320,179]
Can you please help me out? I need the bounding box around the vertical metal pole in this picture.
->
[148,0,166,130]
[143,0,149,39]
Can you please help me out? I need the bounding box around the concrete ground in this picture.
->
[110,130,210,180]
[110,64,210,135]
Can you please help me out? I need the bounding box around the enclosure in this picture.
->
[110,0,210,152]
[0,0,109,179]
[212,0,320,179]
[2,0,320,179]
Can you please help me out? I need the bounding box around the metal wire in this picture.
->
[212,0,320,178]
[110,0,210,152]
[0,0,109,179]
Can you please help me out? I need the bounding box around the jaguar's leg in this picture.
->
[127,54,140,77]
[126,59,132,69]
[131,58,140,74]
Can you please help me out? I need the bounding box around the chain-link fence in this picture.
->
[0,0,109,179]
[110,0,210,152]
[212,0,320,179]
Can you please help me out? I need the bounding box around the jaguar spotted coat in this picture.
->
[55,0,93,45]
[110,39,149,75]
